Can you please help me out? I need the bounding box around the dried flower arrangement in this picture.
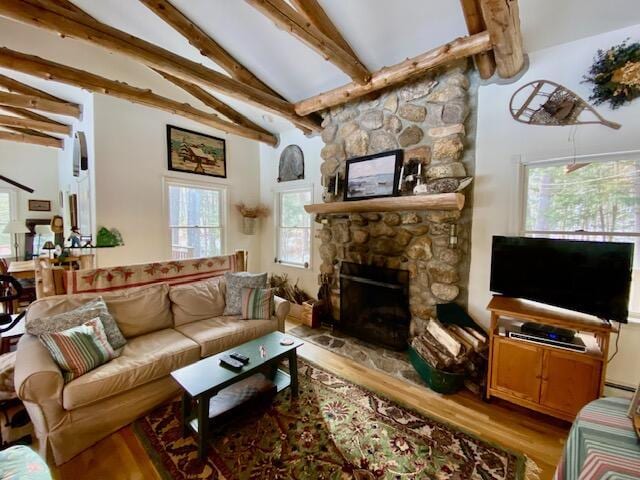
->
[235,203,270,218]
[583,39,640,108]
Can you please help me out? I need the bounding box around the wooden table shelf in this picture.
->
[304,193,465,214]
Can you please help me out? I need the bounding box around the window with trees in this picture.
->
[276,189,311,268]
[523,156,640,318]
[0,189,14,258]
[167,182,224,260]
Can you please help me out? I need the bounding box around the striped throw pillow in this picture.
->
[40,317,117,383]
[241,287,274,320]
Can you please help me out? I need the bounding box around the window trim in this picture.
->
[273,183,314,270]
[0,187,18,259]
[163,176,228,260]
[517,150,640,323]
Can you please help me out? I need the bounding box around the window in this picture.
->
[522,156,640,318]
[0,189,15,258]
[167,182,224,260]
[276,189,312,267]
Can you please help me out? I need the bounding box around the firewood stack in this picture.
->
[411,318,489,395]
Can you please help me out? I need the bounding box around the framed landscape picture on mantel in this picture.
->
[166,125,227,179]
[344,149,403,201]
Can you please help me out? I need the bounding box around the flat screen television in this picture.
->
[490,236,634,323]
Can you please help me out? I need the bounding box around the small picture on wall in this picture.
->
[344,150,403,201]
[28,199,51,212]
[167,125,226,178]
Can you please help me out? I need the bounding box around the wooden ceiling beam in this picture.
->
[295,31,492,116]
[136,0,313,135]
[0,0,321,133]
[459,0,496,79]
[289,0,358,60]
[0,91,81,117]
[0,47,278,146]
[0,128,63,148]
[0,105,68,126]
[479,0,524,78]
[0,72,69,102]
[154,69,272,137]
[138,0,280,98]
[246,0,370,85]
[0,113,71,135]
[26,0,94,20]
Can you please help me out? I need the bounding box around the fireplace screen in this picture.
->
[339,261,410,350]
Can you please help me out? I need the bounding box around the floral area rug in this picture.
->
[133,360,538,480]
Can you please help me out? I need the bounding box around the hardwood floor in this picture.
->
[51,323,570,480]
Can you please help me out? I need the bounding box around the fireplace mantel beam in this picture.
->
[304,193,465,215]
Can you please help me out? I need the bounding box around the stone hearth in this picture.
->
[288,324,424,387]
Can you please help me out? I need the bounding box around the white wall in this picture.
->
[0,141,59,257]
[92,94,264,271]
[259,129,324,297]
[470,24,640,388]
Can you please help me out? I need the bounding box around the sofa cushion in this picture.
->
[40,318,117,383]
[241,287,274,320]
[175,315,276,358]
[223,272,268,315]
[26,298,127,350]
[169,277,226,327]
[63,328,199,410]
[100,284,173,338]
[27,284,173,339]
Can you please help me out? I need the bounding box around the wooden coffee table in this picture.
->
[171,331,303,459]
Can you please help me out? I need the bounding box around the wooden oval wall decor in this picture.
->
[278,145,304,182]
[509,80,621,130]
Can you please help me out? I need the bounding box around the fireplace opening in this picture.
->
[339,261,410,350]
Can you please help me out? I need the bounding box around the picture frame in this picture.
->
[166,125,227,179]
[28,199,51,212]
[344,150,403,201]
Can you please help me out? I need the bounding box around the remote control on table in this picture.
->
[219,355,243,370]
[230,352,249,364]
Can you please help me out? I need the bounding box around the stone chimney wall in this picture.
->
[316,60,477,337]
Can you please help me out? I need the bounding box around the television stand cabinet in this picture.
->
[486,295,615,421]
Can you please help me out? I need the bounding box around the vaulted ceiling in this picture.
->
[0,0,638,147]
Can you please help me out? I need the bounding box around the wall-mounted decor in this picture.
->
[73,131,88,177]
[69,193,78,228]
[344,150,403,201]
[28,199,51,212]
[509,80,621,129]
[278,145,304,182]
[584,40,640,109]
[167,125,226,178]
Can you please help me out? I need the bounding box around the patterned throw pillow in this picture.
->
[39,318,117,383]
[27,297,127,350]
[241,287,275,320]
[223,272,268,315]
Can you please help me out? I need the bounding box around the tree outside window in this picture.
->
[168,183,223,259]
[276,189,311,267]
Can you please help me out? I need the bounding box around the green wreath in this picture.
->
[583,39,640,109]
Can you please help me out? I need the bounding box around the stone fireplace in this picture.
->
[316,59,476,340]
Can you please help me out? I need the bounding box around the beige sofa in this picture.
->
[14,280,290,465]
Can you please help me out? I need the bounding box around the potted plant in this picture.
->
[235,203,270,235]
